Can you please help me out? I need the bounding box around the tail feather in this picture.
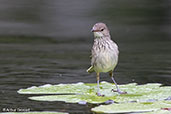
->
[87,66,94,73]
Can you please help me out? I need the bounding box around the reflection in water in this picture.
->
[0,0,171,113]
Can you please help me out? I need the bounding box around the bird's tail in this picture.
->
[87,66,94,73]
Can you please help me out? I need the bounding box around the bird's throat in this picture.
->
[94,32,104,38]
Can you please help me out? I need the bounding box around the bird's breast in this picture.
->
[91,39,119,73]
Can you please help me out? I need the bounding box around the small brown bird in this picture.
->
[87,22,126,96]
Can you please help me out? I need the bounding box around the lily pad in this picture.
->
[18,82,89,94]
[18,82,171,104]
[29,94,110,104]
[138,110,171,114]
[0,111,68,114]
[91,101,171,113]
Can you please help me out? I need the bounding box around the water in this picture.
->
[0,0,171,114]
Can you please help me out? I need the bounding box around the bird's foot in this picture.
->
[96,92,105,97]
[111,89,127,94]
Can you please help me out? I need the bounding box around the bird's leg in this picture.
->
[96,72,104,96]
[109,71,127,94]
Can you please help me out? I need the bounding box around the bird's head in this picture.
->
[91,22,110,38]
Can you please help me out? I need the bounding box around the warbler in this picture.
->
[87,22,126,96]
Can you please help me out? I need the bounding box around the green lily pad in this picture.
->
[138,110,171,114]
[0,111,68,114]
[18,82,90,94]
[29,94,111,104]
[18,81,171,104]
[91,101,171,113]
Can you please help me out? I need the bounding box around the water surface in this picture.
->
[0,0,171,114]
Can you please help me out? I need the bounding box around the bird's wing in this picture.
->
[87,66,94,73]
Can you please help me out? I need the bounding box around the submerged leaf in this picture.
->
[91,101,171,113]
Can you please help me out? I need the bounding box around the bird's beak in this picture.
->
[91,29,100,32]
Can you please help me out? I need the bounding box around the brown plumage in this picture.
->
[87,22,127,96]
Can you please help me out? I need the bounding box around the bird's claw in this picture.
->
[96,92,105,97]
[111,89,127,94]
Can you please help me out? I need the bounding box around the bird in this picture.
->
[87,22,127,96]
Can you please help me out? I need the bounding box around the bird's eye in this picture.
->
[101,28,104,31]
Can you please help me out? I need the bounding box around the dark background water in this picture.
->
[0,0,171,114]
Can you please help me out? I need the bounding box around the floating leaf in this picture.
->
[0,111,68,114]
[18,82,89,94]
[91,101,171,113]
[18,82,171,104]
[29,94,110,104]
[138,110,171,114]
